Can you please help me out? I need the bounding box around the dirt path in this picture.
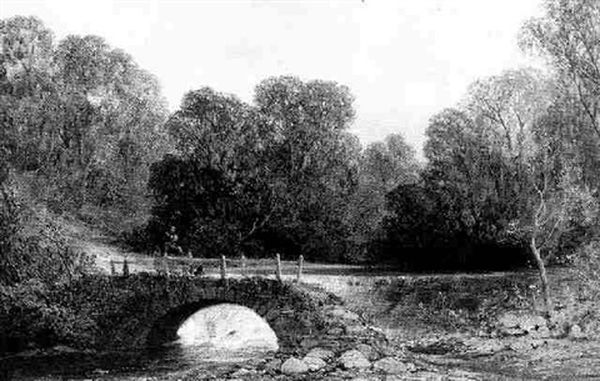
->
[64,222,155,274]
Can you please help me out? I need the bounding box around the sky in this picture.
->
[1,0,544,155]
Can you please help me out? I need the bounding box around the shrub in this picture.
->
[0,280,97,352]
[0,181,96,287]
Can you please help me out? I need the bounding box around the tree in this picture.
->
[347,133,419,259]
[1,16,170,227]
[378,108,528,270]
[518,0,600,313]
[147,77,363,262]
[464,68,554,164]
[0,16,55,172]
[52,34,170,216]
[148,88,275,256]
[521,0,600,139]
[167,87,272,177]
[254,76,359,261]
[513,148,598,315]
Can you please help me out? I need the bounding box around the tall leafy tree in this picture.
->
[521,0,600,190]
[1,16,170,229]
[52,35,170,216]
[148,88,274,256]
[521,0,600,139]
[518,0,600,311]
[0,16,55,172]
[254,76,359,261]
[382,108,528,270]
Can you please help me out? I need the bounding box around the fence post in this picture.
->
[275,253,282,282]
[110,260,116,276]
[296,254,304,283]
[220,255,227,281]
[122,259,129,277]
[241,254,247,277]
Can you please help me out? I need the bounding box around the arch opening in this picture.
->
[146,302,279,353]
[177,303,279,351]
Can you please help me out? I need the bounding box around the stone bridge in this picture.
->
[54,273,374,353]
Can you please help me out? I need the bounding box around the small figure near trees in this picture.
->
[164,226,183,256]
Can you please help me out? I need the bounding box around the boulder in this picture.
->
[306,347,335,361]
[281,357,309,374]
[356,343,380,361]
[373,357,416,374]
[303,355,327,371]
[339,349,371,369]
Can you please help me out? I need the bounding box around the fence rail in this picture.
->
[109,254,305,283]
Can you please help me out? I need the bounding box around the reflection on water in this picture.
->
[2,304,279,379]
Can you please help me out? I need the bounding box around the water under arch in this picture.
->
[176,303,279,352]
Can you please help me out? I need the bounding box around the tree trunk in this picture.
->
[530,236,551,317]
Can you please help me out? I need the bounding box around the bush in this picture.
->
[0,181,96,287]
[543,241,600,336]
[572,240,600,294]
[0,280,97,352]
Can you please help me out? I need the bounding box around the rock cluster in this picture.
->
[247,305,422,379]
[222,304,493,380]
[275,346,418,377]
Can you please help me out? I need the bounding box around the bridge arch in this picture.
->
[62,275,327,352]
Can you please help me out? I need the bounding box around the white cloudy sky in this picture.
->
[1,0,543,154]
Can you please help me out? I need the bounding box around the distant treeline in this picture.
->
[2,0,600,276]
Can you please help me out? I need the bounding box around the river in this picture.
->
[2,344,277,380]
[1,304,280,380]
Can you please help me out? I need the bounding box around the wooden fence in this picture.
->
[109,254,305,283]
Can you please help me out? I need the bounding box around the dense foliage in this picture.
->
[133,0,600,275]
[4,0,600,281]
[0,16,170,231]
[0,176,95,287]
